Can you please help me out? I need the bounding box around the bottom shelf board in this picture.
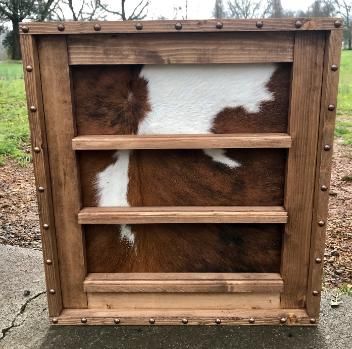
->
[51,308,315,326]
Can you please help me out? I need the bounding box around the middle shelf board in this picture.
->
[72,133,292,150]
[78,206,288,224]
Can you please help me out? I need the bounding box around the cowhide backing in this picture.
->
[72,63,291,272]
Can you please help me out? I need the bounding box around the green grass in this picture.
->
[0,61,30,166]
[336,50,352,145]
[0,53,351,166]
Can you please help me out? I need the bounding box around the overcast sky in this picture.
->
[144,0,309,20]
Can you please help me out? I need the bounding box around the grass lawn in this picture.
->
[0,53,351,165]
[0,61,30,165]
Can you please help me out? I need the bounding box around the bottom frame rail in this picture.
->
[51,309,315,326]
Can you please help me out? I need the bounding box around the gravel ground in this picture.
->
[0,142,351,288]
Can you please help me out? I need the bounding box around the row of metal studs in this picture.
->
[20,19,343,34]
[26,64,56,297]
[311,62,340,296]
[51,316,317,325]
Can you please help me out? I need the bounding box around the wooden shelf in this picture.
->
[72,133,292,150]
[78,206,288,224]
[84,273,284,293]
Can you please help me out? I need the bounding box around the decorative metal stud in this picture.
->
[318,220,325,227]
[312,290,319,296]
[182,318,188,324]
[114,318,120,324]
[30,105,37,112]
[324,144,331,151]
[21,26,29,33]
[256,21,263,29]
[38,186,45,192]
[295,20,303,28]
[26,65,33,72]
[52,317,58,324]
[57,23,65,32]
[43,224,49,230]
[321,185,328,191]
[249,317,255,324]
[315,257,322,264]
[34,146,41,153]
[215,318,221,325]
[135,22,143,30]
[94,23,101,31]
[49,289,56,295]
[334,20,342,28]
[280,317,287,324]
[310,318,317,324]
[149,318,155,324]
[175,22,182,30]
[46,259,52,265]
[331,64,339,71]
[216,21,223,29]
[81,317,87,324]
[328,104,335,111]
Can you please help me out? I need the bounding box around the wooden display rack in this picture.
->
[20,18,342,325]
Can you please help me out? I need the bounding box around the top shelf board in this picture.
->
[19,18,343,35]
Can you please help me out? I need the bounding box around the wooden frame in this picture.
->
[20,19,342,326]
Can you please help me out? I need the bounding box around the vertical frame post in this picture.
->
[281,31,326,308]
[20,35,63,316]
[306,30,343,318]
[37,36,87,309]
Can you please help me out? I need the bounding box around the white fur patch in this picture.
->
[119,224,135,246]
[96,150,130,207]
[138,64,276,135]
[204,149,241,169]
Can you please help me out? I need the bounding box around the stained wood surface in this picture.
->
[281,32,325,308]
[20,35,63,317]
[38,36,87,309]
[54,308,312,325]
[87,293,281,310]
[306,30,343,318]
[68,32,294,64]
[84,273,283,293]
[78,206,288,224]
[20,18,341,35]
[72,134,292,150]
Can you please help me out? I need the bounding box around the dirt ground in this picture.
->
[0,142,351,288]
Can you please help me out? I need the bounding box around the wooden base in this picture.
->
[51,308,314,326]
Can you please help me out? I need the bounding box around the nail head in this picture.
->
[21,26,29,33]
[215,318,221,325]
[249,317,255,324]
[114,318,120,324]
[315,257,322,264]
[34,146,40,153]
[58,23,65,31]
[182,318,188,324]
[26,65,33,72]
[149,318,155,324]
[52,317,58,324]
[94,23,101,31]
[321,185,328,191]
[46,259,52,265]
[295,20,303,28]
[81,317,87,324]
[328,104,335,111]
[135,22,143,30]
[256,21,263,29]
[49,289,55,294]
[175,22,182,30]
[38,186,45,192]
[30,105,37,112]
[280,317,287,324]
[310,318,317,324]
[43,224,49,229]
[313,290,319,296]
[318,220,325,227]
[334,20,342,28]
[331,64,338,71]
[216,21,223,29]
[324,144,331,151]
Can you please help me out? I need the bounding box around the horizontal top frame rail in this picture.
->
[20,18,343,35]
[84,273,284,293]
[72,134,292,150]
[78,206,288,224]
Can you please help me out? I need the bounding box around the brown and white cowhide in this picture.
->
[73,63,291,272]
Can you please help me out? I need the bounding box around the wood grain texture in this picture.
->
[38,36,87,309]
[306,30,343,318]
[20,35,63,317]
[20,18,342,35]
[78,206,288,224]
[281,32,325,308]
[53,308,312,325]
[84,273,283,293]
[87,293,281,310]
[68,33,294,64]
[72,134,292,150]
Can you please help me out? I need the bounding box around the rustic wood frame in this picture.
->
[20,19,342,326]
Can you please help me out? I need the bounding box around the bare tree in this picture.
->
[98,0,149,20]
[0,0,57,59]
[332,0,351,49]
[54,0,106,21]
[227,0,272,19]
[213,0,226,18]
[271,0,283,17]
